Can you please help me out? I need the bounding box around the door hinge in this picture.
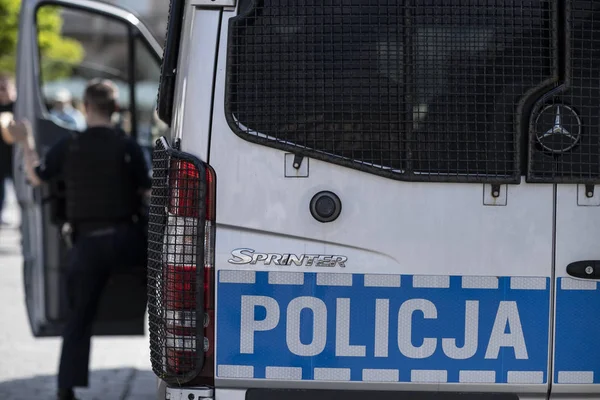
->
[190,0,236,7]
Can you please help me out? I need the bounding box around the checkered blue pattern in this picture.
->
[216,271,550,383]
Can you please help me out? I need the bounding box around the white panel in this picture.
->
[219,270,256,284]
[560,278,597,291]
[410,370,448,383]
[364,274,401,287]
[459,370,496,383]
[316,273,353,287]
[557,371,594,384]
[413,276,450,288]
[510,277,547,290]
[507,371,544,384]
[362,369,399,382]
[218,365,254,378]
[314,368,351,381]
[265,367,303,380]
[461,276,499,289]
[268,271,304,285]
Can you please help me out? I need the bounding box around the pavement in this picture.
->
[0,182,158,400]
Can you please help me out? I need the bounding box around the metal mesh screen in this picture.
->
[529,1,600,182]
[147,138,206,384]
[147,139,169,379]
[226,0,556,183]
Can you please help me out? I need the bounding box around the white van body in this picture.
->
[16,1,600,400]
[157,1,600,399]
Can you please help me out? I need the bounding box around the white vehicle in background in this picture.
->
[16,0,600,400]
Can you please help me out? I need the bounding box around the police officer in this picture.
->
[8,79,150,400]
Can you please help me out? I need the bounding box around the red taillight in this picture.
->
[165,265,196,310]
[169,160,200,218]
[166,348,196,375]
[163,160,216,382]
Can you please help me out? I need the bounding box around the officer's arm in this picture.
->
[7,120,43,186]
[22,140,43,187]
[0,112,16,145]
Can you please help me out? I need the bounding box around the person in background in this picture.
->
[0,72,17,226]
[7,79,149,400]
[50,88,87,131]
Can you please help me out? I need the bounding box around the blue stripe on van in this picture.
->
[554,278,600,384]
[216,271,550,384]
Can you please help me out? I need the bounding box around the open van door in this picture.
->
[14,0,165,337]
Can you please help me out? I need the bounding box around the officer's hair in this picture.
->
[84,79,118,118]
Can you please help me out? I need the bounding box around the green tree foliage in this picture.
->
[0,0,84,80]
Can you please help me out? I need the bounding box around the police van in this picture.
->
[14,0,600,400]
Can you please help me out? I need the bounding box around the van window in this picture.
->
[226,1,555,182]
[37,6,130,133]
[134,39,167,150]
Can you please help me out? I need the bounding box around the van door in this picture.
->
[15,0,164,337]
[553,182,600,399]
[208,1,555,397]
[548,2,600,398]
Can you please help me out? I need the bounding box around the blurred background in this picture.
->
[0,0,168,398]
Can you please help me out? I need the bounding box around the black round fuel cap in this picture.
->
[310,191,342,223]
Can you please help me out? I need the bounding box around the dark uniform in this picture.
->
[35,126,151,391]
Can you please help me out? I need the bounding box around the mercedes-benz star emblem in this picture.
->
[535,104,581,154]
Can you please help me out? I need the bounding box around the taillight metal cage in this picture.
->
[147,137,207,384]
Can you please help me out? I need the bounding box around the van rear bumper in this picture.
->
[161,386,545,400]
[246,390,519,400]
[163,383,214,400]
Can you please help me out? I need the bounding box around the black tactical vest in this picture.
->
[63,128,139,224]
